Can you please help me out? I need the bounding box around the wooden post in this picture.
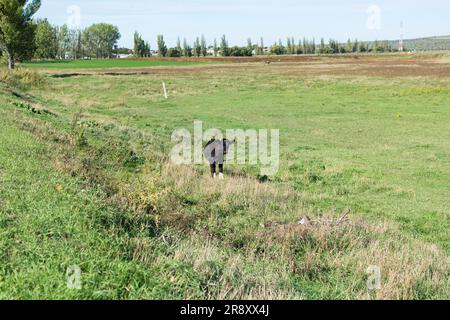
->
[162,82,168,99]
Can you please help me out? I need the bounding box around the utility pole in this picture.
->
[399,21,404,52]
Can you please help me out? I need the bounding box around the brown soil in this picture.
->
[46,54,450,78]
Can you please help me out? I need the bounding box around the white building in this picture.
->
[113,53,133,59]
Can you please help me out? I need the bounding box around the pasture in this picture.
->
[0,54,449,299]
[22,58,210,70]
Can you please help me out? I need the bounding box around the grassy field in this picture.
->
[0,56,449,299]
[22,59,210,70]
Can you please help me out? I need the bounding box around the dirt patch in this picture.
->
[41,54,450,78]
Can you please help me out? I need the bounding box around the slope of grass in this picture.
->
[399,36,450,51]
[0,106,205,299]
[364,36,450,51]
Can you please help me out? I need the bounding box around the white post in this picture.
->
[162,82,168,99]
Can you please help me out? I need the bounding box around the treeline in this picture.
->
[33,19,121,60]
[275,38,395,55]
[36,23,396,60]
[135,34,255,57]
[134,33,397,58]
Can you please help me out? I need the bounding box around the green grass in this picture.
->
[0,107,200,299]
[25,71,450,251]
[0,59,449,299]
[21,58,210,70]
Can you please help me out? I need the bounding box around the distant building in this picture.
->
[113,53,133,59]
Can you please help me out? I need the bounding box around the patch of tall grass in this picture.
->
[0,67,46,90]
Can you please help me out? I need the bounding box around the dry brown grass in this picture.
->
[0,67,46,89]
[124,162,449,300]
[171,235,301,300]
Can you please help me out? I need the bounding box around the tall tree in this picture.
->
[34,18,58,59]
[82,23,120,58]
[353,39,358,53]
[74,29,83,59]
[200,35,207,57]
[220,34,229,57]
[182,38,191,57]
[358,41,367,53]
[133,31,149,57]
[276,39,285,55]
[57,24,70,59]
[247,38,253,51]
[68,28,81,59]
[346,38,353,53]
[286,38,292,54]
[213,38,218,57]
[157,34,167,57]
[193,37,201,57]
[144,42,150,57]
[297,39,303,54]
[319,38,326,54]
[133,31,143,57]
[259,37,264,55]
[176,37,182,53]
[0,0,41,69]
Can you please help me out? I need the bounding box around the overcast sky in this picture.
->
[35,0,450,48]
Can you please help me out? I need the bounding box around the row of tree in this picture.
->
[147,34,396,58]
[0,0,399,70]
[133,32,151,57]
[34,19,121,60]
[149,35,257,57]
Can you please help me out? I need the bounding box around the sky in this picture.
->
[35,0,450,48]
